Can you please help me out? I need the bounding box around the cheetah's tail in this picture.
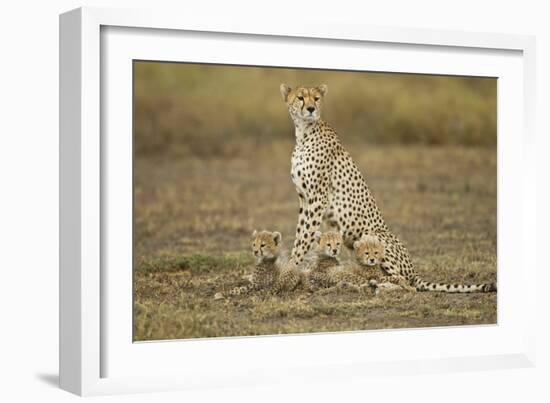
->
[410,276,497,293]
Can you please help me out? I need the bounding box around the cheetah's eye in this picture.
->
[364,252,369,256]
[374,251,378,255]
[314,97,320,101]
[260,244,266,248]
[297,96,304,101]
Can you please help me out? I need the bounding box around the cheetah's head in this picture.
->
[353,234,386,267]
[280,84,328,123]
[314,230,343,258]
[251,230,282,262]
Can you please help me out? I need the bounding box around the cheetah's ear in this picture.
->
[314,231,322,243]
[280,83,292,102]
[252,230,258,237]
[353,240,362,250]
[272,231,282,245]
[317,84,328,96]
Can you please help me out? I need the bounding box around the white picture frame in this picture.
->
[59,6,537,396]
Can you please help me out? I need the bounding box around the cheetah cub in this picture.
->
[214,230,303,299]
[307,230,344,291]
[307,231,377,294]
[353,234,416,292]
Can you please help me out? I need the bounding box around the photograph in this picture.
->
[132,61,497,341]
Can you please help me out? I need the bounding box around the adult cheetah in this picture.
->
[280,83,496,293]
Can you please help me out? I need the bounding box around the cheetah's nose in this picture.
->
[332,249,338,255]
[307,106,315,113]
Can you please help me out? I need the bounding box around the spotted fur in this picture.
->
[352,230,496,293]
[281,84,497,294]
[306,231,377,293]
[353,233,415,292]
[216,230,304,299]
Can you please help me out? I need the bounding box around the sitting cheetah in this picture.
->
[214,230,304,299]
[307,230,377,294]
[280,83,496,293]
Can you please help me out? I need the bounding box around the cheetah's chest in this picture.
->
[291,144,309,196]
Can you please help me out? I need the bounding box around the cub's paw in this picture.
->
[360,281,379,296]
[377,282,402,291]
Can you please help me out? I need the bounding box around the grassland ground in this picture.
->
[133,142,497,341]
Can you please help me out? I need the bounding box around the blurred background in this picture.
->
[134,62,496,158]
[133,61,497,340]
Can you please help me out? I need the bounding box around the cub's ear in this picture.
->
[353,240,362,250]
[317,84,328,96]
[272,231,282,245]
[314,231,322,243]
[280,83,292,102]
[252,230,258,237]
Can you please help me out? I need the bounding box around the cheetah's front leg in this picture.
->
[381,275,417,292]
[290,194,308,264]
[290,195,328,266]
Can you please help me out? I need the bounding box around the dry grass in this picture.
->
[134,62,496,157]
[133,143,497,341]
[133,62,496,341]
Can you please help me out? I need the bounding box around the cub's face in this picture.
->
[251,230,282,261]
[314,231,343,258]
[353,235,385,267]
[280,84,328,123]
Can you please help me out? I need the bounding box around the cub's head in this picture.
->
[280,84,328,123]
[313,230,343,258]
[353,234,385,267]
[251,230,282,261]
